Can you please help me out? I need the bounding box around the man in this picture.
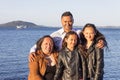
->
[50,11,81,50]
[29,11,104,62]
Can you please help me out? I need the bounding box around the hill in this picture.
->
[0,20,38,28]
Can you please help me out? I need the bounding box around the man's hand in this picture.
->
[28,52,36,62]
[96,39,104,49]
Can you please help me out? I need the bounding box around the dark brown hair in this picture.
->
[61,11,73,19]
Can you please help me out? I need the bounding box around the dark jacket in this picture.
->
[54,47,86,80]
[85,42,104,80]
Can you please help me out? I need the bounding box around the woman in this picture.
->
[79,23,108,80]
[54,31,86,80]
[28,35,58,80]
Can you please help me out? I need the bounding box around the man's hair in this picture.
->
[61,11,73,18]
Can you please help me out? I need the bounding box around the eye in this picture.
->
[70,39,73,41]
[44,43,48,45]
[90,33,95,35]
[84,32,88,35]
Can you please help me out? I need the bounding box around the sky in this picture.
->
[0,0,120,27]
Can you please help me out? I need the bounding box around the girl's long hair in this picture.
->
[79,23,108,57]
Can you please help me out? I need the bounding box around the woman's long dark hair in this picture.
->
[79,23,108,57]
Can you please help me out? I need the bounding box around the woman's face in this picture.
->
[65,34,77,50]
[41,37,53,55]
[83,27,95,41]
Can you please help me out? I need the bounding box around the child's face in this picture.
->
[83,27,95,41]
[65,34,77,50]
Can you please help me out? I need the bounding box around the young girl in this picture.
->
[54,31,86,80]
[79,23,107,80]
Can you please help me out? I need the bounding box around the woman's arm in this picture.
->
[54,53,64,80]
[28,61,43,80]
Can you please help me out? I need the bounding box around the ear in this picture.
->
[72,18,74,23]
[94,30,97,35]
[82,31,84,35]
[65,38,68,42]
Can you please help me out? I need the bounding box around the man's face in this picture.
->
[61,16,74,33]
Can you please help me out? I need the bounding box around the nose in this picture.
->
[73,39,76,44]
[47,43,51,47]
[47,43,53,48]
[88,34,91,38]
[66,22,70,26]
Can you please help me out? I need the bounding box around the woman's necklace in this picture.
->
[45,54,56,66]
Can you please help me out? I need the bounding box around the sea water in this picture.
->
[0,27,120,80]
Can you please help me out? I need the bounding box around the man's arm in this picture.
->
[96,39,104,48]
[76,29,81,36]
[28,44,37,62]
[30,44,37,53]
[96,30,107,49]
[50,28,63,51]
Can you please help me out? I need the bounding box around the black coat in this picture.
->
[54,47,86,80]
[85,42,104,80]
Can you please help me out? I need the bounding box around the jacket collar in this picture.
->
[87,41,96,53]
